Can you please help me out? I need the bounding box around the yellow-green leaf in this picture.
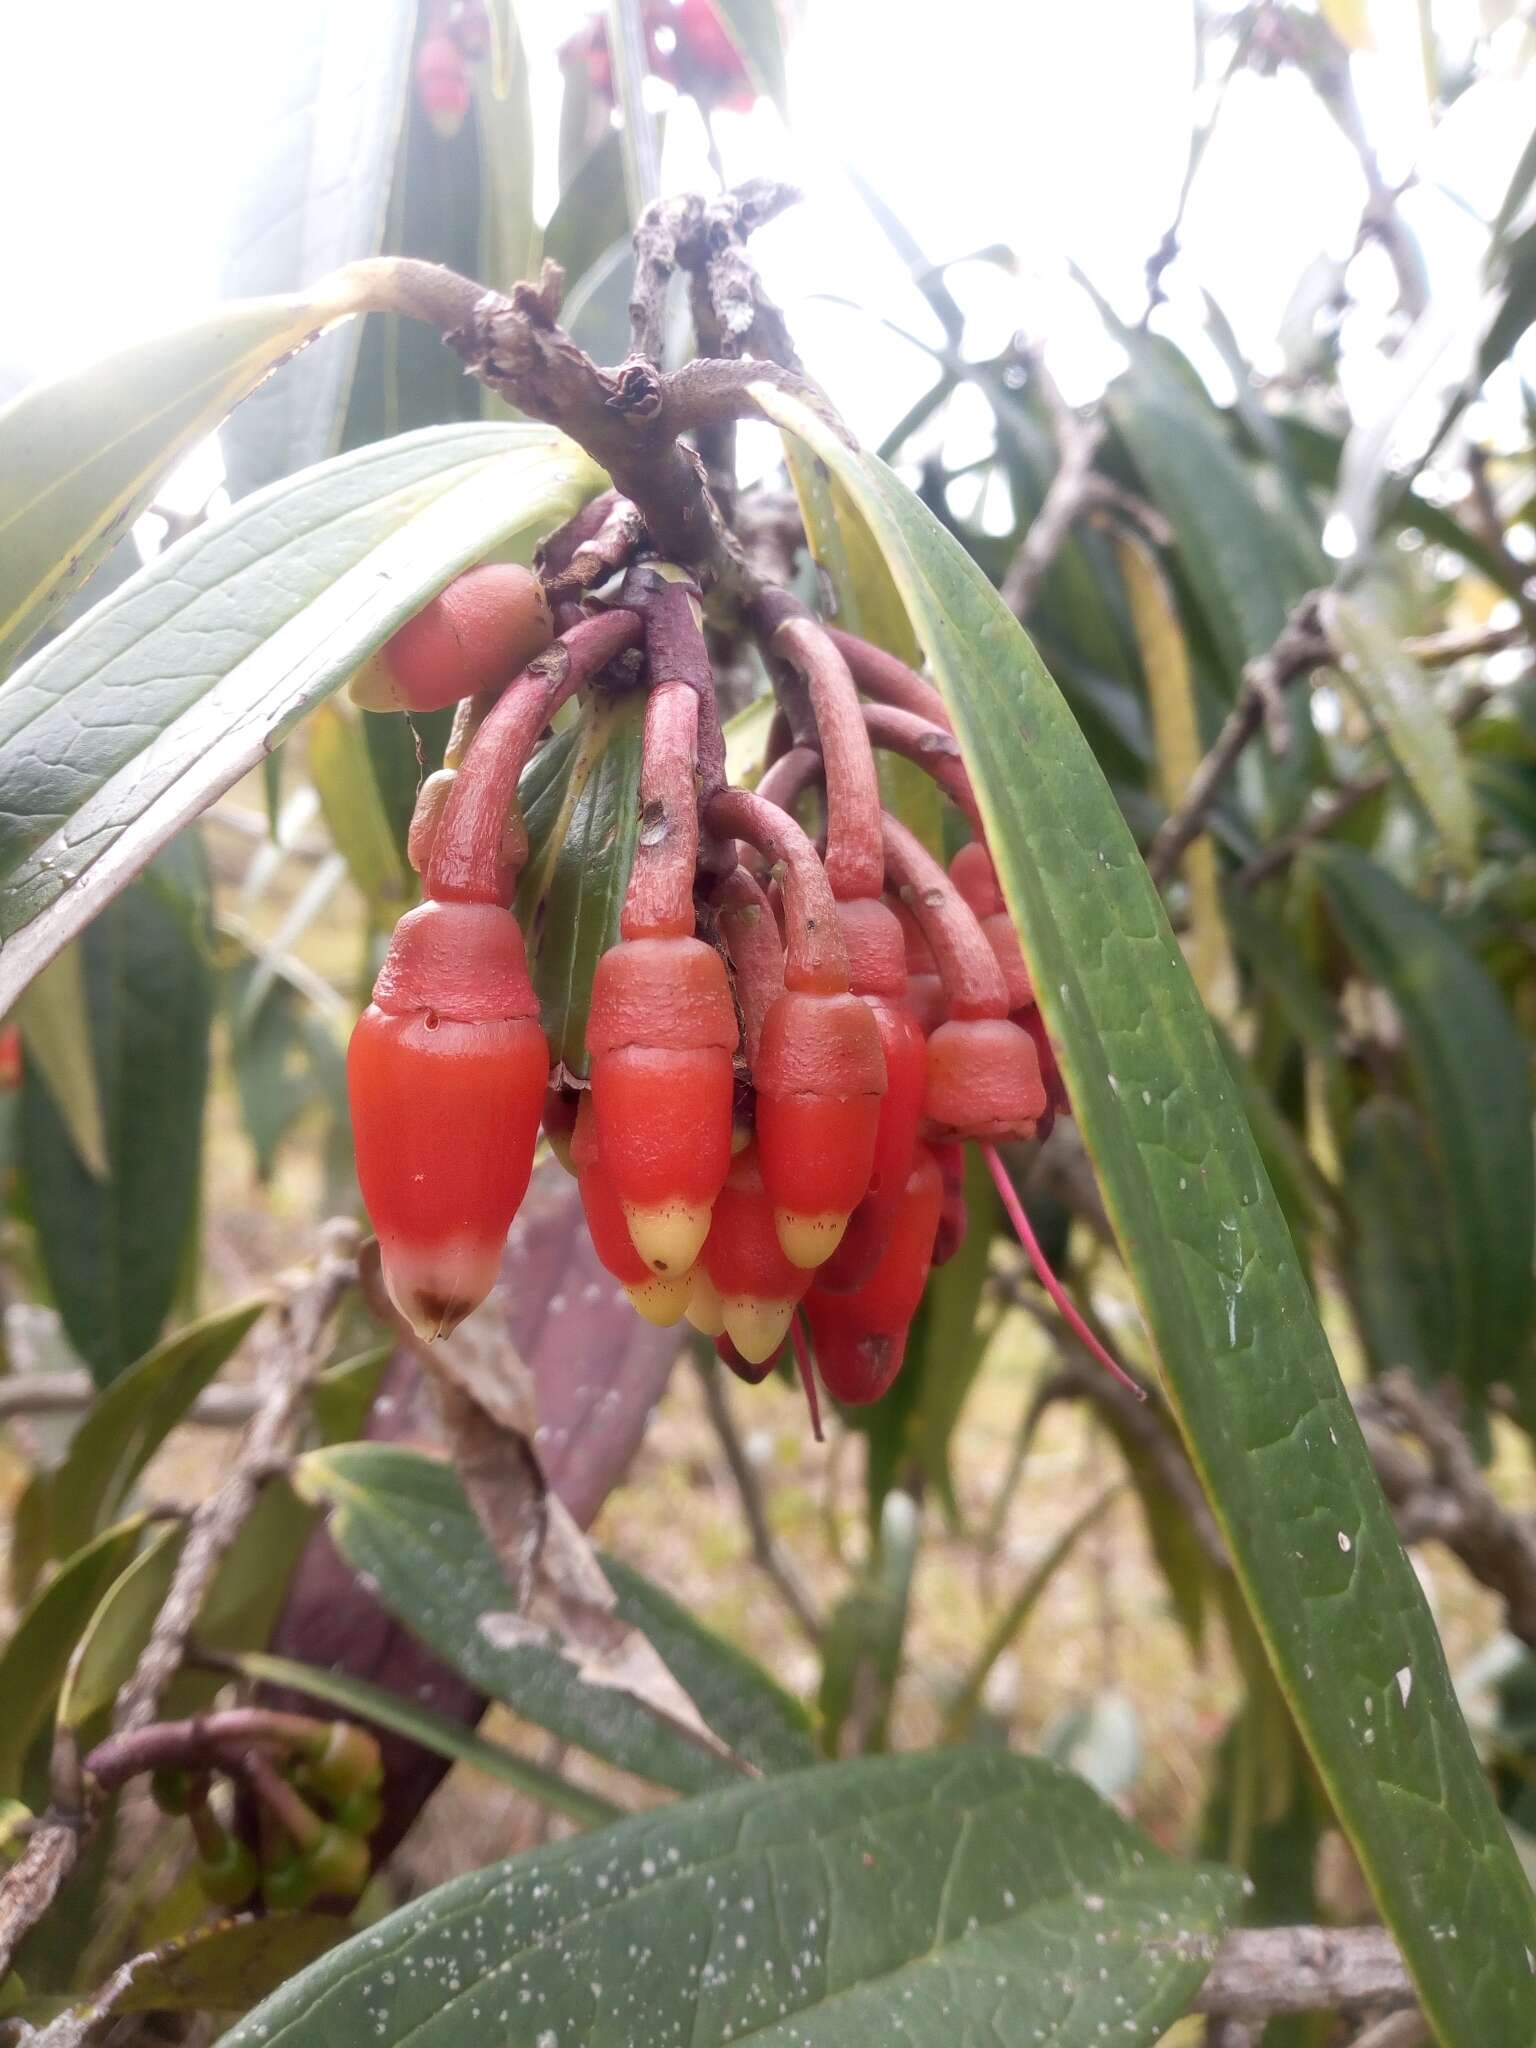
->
[10,943,107,1177]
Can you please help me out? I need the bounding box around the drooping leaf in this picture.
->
[1316,846,1535,1409]
[224,1649,621,1829]
[215,0,418,496]
[907,1146,999,1522]
[292,1443,746,1795]
[1323,588,1477,872]
[0,275,379,673]
[0,423,604,1009]
[0,1516,148,1795]
[1108,333,1304,682]
[755,378,1536,2042]
[20,863,214,1384]
[73,1915,344,2023]
[602,1558,815,1775]
[475,12,538,293]
[10,943,107,1178]
[308,699,413,912]
[49,1297,267,1558]
[543,132,629,301]
[1344,1095,1459,1387]
[223,1750,1238,2048]
[1118,530,1239,1017]
[818,1490,920,1757]
[57,1518,187,1729]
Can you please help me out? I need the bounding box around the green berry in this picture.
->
[305,1825,371,1903]
[196,1837,258,1910]
[261,1854,318,1914]
[332,1785,384,1838]
[307,1723,383,1802]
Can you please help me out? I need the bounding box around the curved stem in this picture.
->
[714,865,785,1066]
[427,609,642,906]
[861,703,982,832]
[707,787,849,995]
[758,600,883,901]
[756,745,824,816]
[825,628,950,730]
[792,1315,824,1443]
[982,1144,1141,1398]
[881,811,1007,1020]
[622,682,701,940]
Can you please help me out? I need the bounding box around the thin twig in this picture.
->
[110,1221,360,1740]
[999,400,1107,622]
[1189,1924,1412,2018]
[1347,2011,1430,2048]
[0,1371,262,1426]
[692,1350,822,1645]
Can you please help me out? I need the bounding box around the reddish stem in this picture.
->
[982,1143,1143,1399]
[714,865,785,1066]
[245,1749,324,1850]
[862,703,982,833]
[621,682,702,940]
[880,812,1007,1021]
[84,1709,326,1795]
[427,609,642,906]
[707,787,850,995]
[825,629,950,730]
[761,604,884,903]
[792,1314,824,1443]
[756,745,824,817]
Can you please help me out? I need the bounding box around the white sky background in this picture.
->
[0,0,1533,506]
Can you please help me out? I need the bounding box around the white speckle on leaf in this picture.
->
[1397,1666,1413,1706]
[1337,1531,1352,1553]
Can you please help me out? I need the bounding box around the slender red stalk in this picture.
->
[762,604,883,903]
[714,866,785,1067]
[427,609,642,906]
[825,629,950,730]
[756,745,824,817]
[707,787,850,996]
[621,682,701,940]
[862,703,981,832]
[880,813,1007,1021]
[792,1314,824,1443]
[982,1142,1143,1399]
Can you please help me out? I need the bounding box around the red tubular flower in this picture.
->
[571,1098,691,1326]
[882,814,1045,1142]
[415,29,472,137]
[708,787,886,1271]
[715,1333,782,1384]
[930,1140,969,1266]
[590,678,738,1276]
[948,841,1033,1012]
[699,1144,812,1365]
[349,564,553,714]
[892,896,947,1036]
[348,901,547,1338]
[806,1145,944,1404]
[815,896,927,1293]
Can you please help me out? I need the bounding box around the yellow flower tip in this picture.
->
[624,1200,712,1277]
[345,651,404,714]
[623,1273,692,1328]
[685,1270,726,1338]
[773,1209,849,1271]
[722,1294,796,1366]
[380,1239,500,1342]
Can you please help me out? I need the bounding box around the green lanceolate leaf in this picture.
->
[601,1558,815,1775]
[21,863,214,1384]
[753,379,1536,2043]
[0,1516,148,1794]
[293,1443,745,1796]
[307,699,413,912]
[1316,846,1536,1408]
[0,424,604,1011]
[0,275,378,673]
[10,942,107,1178]
[72,1915,344,2024]
[1323,588,1477,873]
[1108,334,1303,681]
[225,1650,621,1829]
[521,694,643,1074]
[49,1297,267,1557]
[223,1751,1238,2048]
[57,1518,187,1729]
[1344,1095,1458,1386]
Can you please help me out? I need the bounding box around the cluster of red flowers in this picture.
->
[562,0,757,116]
[346,530,1079,1414]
